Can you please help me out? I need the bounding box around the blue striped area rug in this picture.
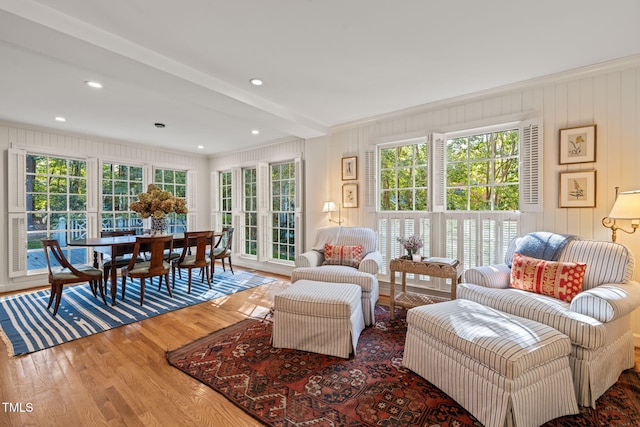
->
[0,269,275,357]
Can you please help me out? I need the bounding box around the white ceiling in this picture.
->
[0,1,639,155]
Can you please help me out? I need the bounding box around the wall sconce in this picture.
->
[321,201,344,224]
[601,188,640,242]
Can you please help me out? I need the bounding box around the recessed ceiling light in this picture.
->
[197,145,204,149]
[85,81,103,89]
[55,116,66,122]
[249,78,263,86]
[251,129,260,135]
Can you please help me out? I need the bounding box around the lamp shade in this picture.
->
[607,190,640,219]
[321,201,338,213]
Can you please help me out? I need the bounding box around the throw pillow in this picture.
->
[323,244,363,268]
[509,252,586,302]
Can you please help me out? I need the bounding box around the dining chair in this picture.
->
[41,239,106,316]
[172,230,213,293]
[210,227,235,279]
[100,230,141,287]
[121,235,173,305]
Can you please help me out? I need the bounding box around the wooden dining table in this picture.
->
[69,232,221,305]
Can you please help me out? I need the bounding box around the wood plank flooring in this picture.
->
[1,270,638,426]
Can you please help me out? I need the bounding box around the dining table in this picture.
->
[69,232,221,305]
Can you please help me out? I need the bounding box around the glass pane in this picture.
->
[130,166,143,181]
[102,163,113,179]
[469,186,491,210]
[50,177,67,194]
[380,190,396,211]
[175,171,186,185]
[155,169,163,182]
[469,134,490,160]
[164,170,174,183]
[69,195,86,211]
[27,193,48,211]
[27,175,47,192]
[447,137,468,162]
[447,163,467,186]
[415,188,427,210]
[28,212,48,231]
[469,161,490,185]
[397,168,412,188]
[380,147,396,169]
[397,145,414,167]
[50,195,67,211]
[49,158,68,175]
[68,160,86,177]
[447,188,468,210]
[398,189,413,210]
[494,158,519,183]
[495,184,519,210]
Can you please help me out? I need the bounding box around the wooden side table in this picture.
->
[389,257,464,320]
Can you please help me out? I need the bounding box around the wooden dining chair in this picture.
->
[172,230,213,293]
[121,235,173,305]
[41,239,106,316]
[100,230,140,286]
[210,227,234,279]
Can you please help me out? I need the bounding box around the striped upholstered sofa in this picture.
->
[291,226,381,326]
[458,235,640,407]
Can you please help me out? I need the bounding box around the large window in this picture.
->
[379,141,428,211]
[26,155,88,271]
[271,162,296,261]
[219,171,232,228]
[154,168,187,233]
[243,168,258,256]
[446,129,519,211]
[101,162,144,233]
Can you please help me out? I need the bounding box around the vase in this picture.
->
[151,216,167,236]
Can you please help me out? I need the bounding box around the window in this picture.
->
[243,168,258,256]
[154,168,187,233]
[271,162,296,261]
[219,171,232,228]
[374,122,538,290]
[379,141,428,211]
[26,155,88,271]
[446,129,519,211]
[101,162,144,233]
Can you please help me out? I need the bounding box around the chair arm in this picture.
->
[462,264,511,289]
[295,250,324,268]
[570,281,640,322]
[359,251,382,275]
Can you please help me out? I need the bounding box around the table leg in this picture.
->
[390,270,396,321]
[110,247,118,306]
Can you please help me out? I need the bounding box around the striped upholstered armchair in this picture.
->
[291,226,382,326]
[458,234,640,408]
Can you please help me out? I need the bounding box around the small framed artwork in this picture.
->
[559,124,596,164]
[342,156,357,180]
[559,170,596,208]
[342,183,359,208]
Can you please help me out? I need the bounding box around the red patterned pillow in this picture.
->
[510,253,586,302]
[323,244,364,268]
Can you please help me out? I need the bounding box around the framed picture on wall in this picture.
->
[342,183,358,208]
[559,170,596,208]
[342,156,357,180]
[559,124,596,164]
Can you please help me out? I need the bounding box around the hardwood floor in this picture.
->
[1,271,638,426]
[0,268,293,427]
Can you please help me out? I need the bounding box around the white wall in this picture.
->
[326,56,640,344]
[0,122,210,292]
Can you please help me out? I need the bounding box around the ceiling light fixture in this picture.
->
[154,123,165,128]
[55,116,66,122]
[252,129,260,135]
[197,145,204,149]
[249,78,263,86]
[85,81,103,89]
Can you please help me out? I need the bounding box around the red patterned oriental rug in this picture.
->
[167,306,640,426]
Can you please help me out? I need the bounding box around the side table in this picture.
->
[389,257,463,320]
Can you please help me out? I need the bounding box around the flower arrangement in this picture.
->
[129,184,188,219]
[397,235,424,256]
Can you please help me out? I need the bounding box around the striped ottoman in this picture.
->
[403,299,579,427]
[272,280,365,359]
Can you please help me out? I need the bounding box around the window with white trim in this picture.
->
[271,162,296,261]
[154,168,188,233]
[375,121,540,293]
[26,154,89,272]
[219,171,232,228]
[101,162,144,233]
[243,167,258,256]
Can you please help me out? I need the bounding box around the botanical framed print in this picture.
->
[559,170,596,208]
[559,124,596,164]
[342,156,357,180]
[342,183,358,208]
